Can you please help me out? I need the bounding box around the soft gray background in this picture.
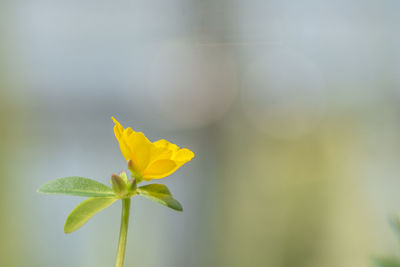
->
[1,1,400,266]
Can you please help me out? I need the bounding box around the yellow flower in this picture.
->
[112,117,194,181]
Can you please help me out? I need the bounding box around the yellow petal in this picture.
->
[154,139,180,152]
[174,148,195,161]
[112,118,132,161]
[112,117,195,180]
[125,127,134,136]
[143,148,194,180]
[112,117,154,172]
[112,117,124,139]
[150,139,176,162]
[153,139,169,148]
[142,160,178,180]
[124,130,154,172]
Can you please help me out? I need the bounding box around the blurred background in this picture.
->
[1,0,400,266]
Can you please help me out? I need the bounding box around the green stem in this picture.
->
[115,198,131,267]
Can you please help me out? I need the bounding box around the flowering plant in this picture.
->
[38,118,194,267]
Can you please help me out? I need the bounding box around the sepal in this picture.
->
[111,174,128,197]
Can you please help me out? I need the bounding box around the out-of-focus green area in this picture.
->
[1,1,400,266]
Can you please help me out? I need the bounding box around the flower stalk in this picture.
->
[115,198,131,267]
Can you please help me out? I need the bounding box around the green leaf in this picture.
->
[373,257,400,267]
[64,197,117,233]
[38,177,115,197]
[136,184,183,211]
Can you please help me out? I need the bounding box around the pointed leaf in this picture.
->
[136,184,182,211]
[38,177,115,197]
[64,197,117,233]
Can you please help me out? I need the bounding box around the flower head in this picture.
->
[112,117,194,181]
